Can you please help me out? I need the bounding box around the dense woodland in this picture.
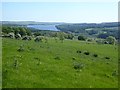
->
[55,23,118,40]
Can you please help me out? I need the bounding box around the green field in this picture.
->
[2,38,118,88]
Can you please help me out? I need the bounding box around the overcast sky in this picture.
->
[2,1,119,23]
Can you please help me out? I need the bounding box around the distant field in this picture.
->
[2,38,118,88]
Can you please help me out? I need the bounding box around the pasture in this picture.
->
[2,38,118,88]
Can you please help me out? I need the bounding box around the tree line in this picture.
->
[2,25,32,36]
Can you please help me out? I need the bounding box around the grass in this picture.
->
[0,37,2,89]
[2,38,118,88]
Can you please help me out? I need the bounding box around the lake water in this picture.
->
[27,24,59,31]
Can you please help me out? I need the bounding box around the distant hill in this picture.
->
[56,22,119,30]
[1,21,65,25]
[1,21,119,28]
[1,21,119,39]
[55,22,119,33]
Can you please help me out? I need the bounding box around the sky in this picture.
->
[1,1,119,23]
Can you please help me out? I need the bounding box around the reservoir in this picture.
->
[27,24,59,31]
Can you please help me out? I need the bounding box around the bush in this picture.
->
[104,73,110,78]
[72,57,76,60]
[14,59,18,68]
[106,36,116,45]
[112,70,118,76]
[105,57,110,59]
[15,34,22,39]
[66,34,74,40]
[96,39,105,44]
[22,36,28,40]
[76,50,81,53]
[97,33,109,39]
[17,45,24,52]
[93,54,98,57]
[119,59,120,63]
[87,39,92,42]
[29,48,35,51]
[22,36,32,41]
[34,57,40,60]
[34,36,43,42]
[33,32,41,36]
[54,56,60,60]
[73,62,84,70]
[84,51,90,55]
[78,35,86,41]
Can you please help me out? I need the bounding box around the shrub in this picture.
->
[112,70,118,76]
[97,33,109,39]
[119,59,120,63]
[78,35,86,41]
[87,38,93,42]
[106,36,116,45]
[8,32,15,39]
[14,59,18,67]
[29,48,35,51]
[76,50,82,53]
[104,73,110,78]
[105,57,110,59]
[34,37,41,42]
[34,57,40,60]
[84,51,90,55]
[22,36,32,41]
[106,62,109,64]
[54,56,60,60]
[15,34,22,40]
[66,34,74,40]
[72,57,76,60]
[17,45,24,52]
[73,63,84,70]
[93,54,98,57]
[34,57,41,65]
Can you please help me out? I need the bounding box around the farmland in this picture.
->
[2,37,118,88]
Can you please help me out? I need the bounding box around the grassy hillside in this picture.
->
[2,38,118,88]
[0,37,2,89]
